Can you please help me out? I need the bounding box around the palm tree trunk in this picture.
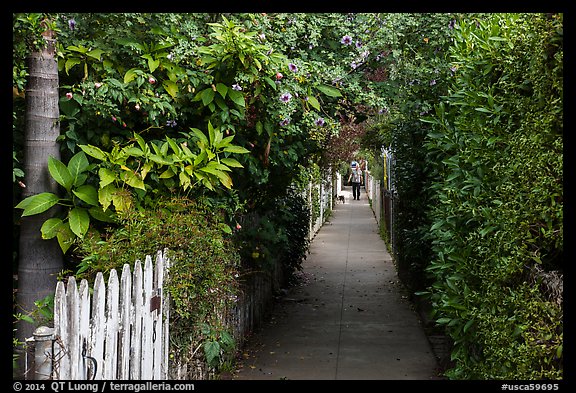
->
[14,25,63,378]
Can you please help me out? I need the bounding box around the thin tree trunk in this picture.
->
[15,27,63,379]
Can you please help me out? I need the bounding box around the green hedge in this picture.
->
[422,13,563,379]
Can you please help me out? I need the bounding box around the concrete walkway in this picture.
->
[232,188,440,380]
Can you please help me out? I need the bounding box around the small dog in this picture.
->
[337,195,345,204]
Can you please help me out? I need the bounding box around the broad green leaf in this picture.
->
[263,76,277,90]
[201,88,215,106]
[204,341,220,365]
[166,136,181,155]
[207,121,216,146]
[148,57,160,73]
[69,207,90,238]
[98,168,116,189]
[56,222,75,254]
[123,67,140,84]
[223,145,250,154]
[191,128,209,147]
[307,95,321,111]
[219,223,233,234]
[220,157,243,168]
[163,80,178,98]
[124,146,145,157]
[15,193,60,216]
[41,218,63,240]
[159,168,176,179]
[122,171,146,190]
[88,206,117,223]
[67,151,90,186]
[80,144,108,161]
[72,184,99,206]
[216,83,228,98]
[86,48,104,61]
[316,84,342,97]
[111,190,132,212]
[228,89,245,107]
[98,183,116,211]
[48,156,74,192]
[65,58,82,74]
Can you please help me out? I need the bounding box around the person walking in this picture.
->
[348,160,363,200]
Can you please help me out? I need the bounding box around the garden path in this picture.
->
[232,188,441,380]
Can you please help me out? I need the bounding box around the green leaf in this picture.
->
[48,156,74,192]
[65,58,82,75]
[72,185,99,206]
[80,144,108,161]
[307,95,321,111]
[69,207,90,238]
[123,171,146,190]
[316,84,342,97]
[191,128,209,147]
[163,80,178,98]
[86,49,104,61]
[227,89,245,107]
[216,83,228,98]
[220,158,243,168]
[263,76,277,90]
[159,168,176,179]
[223,145,250,154]
[56,222,75,254]
[41,218,63,240]
[88,206,116,223]
[204,341,220,366]
[98,168,117,189]
[67,151,90,187]
[124,68,140,84]
[201,88,215,106]
[98,183,116,211]
[15,193,60,216]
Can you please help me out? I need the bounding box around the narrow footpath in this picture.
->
[232,189,441,380]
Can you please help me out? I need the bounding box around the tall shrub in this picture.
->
[422,13,563,379]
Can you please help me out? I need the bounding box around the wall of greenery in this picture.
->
[421,14,563,379]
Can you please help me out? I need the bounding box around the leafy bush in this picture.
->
[234,186,311,283]
[422,13,563,379]
[75,196,241,371]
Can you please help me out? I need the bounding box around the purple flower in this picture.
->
[341,35,353,45]
[280,92,292,103]
[68,18,76,31]
[232,83,242,91]
[355,41,363,49]
[449,19,456,30]
[288,63,298,72]
[314,117,325,127]
[279,118,290,126]
[430,79,437,86]
[166,119,177,127]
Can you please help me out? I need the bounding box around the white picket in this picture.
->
[49,250,170,380]
[118,264,132,379]
[103,270,119,379]
[78,279,90,379]
[90,272,106,380]
[53,281,68,379]
[130,259,143,379]
[141,255,154,378]
[66,277,80,380]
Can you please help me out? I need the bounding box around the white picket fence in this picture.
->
[38,249,170,380]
